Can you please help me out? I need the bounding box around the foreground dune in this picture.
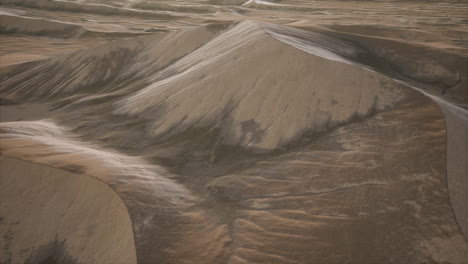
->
[0,156,136,264]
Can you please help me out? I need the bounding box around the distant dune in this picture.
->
[1,0,177,19]
[0,14,145,39]
[0,15,86,37]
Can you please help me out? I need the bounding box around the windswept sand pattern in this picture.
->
[1,1,468,264]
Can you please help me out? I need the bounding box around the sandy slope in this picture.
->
[0,156,136,264]
[0,3,467,263]
[0,23,223,98]
[0,14,85,37]
[1,88,466,263]
[113,21,407,151]
[1,21,409,152]
[204,88,468,264]
[434,97,468,238]
[0,120,229,264]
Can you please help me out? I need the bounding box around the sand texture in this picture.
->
[0,156,136,264]
[0,1,467,263]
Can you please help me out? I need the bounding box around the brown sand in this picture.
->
[0,1,467,263]
[0,156,136,264]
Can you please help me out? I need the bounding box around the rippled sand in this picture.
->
[1,1,467,264]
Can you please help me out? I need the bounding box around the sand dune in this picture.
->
[113,21,408,151]
[1,2,467,263]
[1,0,177,20]
[0,24,224,98]
[2,21,409,151]
[205,91,468,264]
[0,120,229,263]
[0,156,136,264]
[131,2,219,14]
[1,86,466,263]
[0,14,86,38]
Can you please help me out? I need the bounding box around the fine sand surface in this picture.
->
[435,98,468,238]
[0,156,136,264]
[1,1,467,263]
[0,102,51,122]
